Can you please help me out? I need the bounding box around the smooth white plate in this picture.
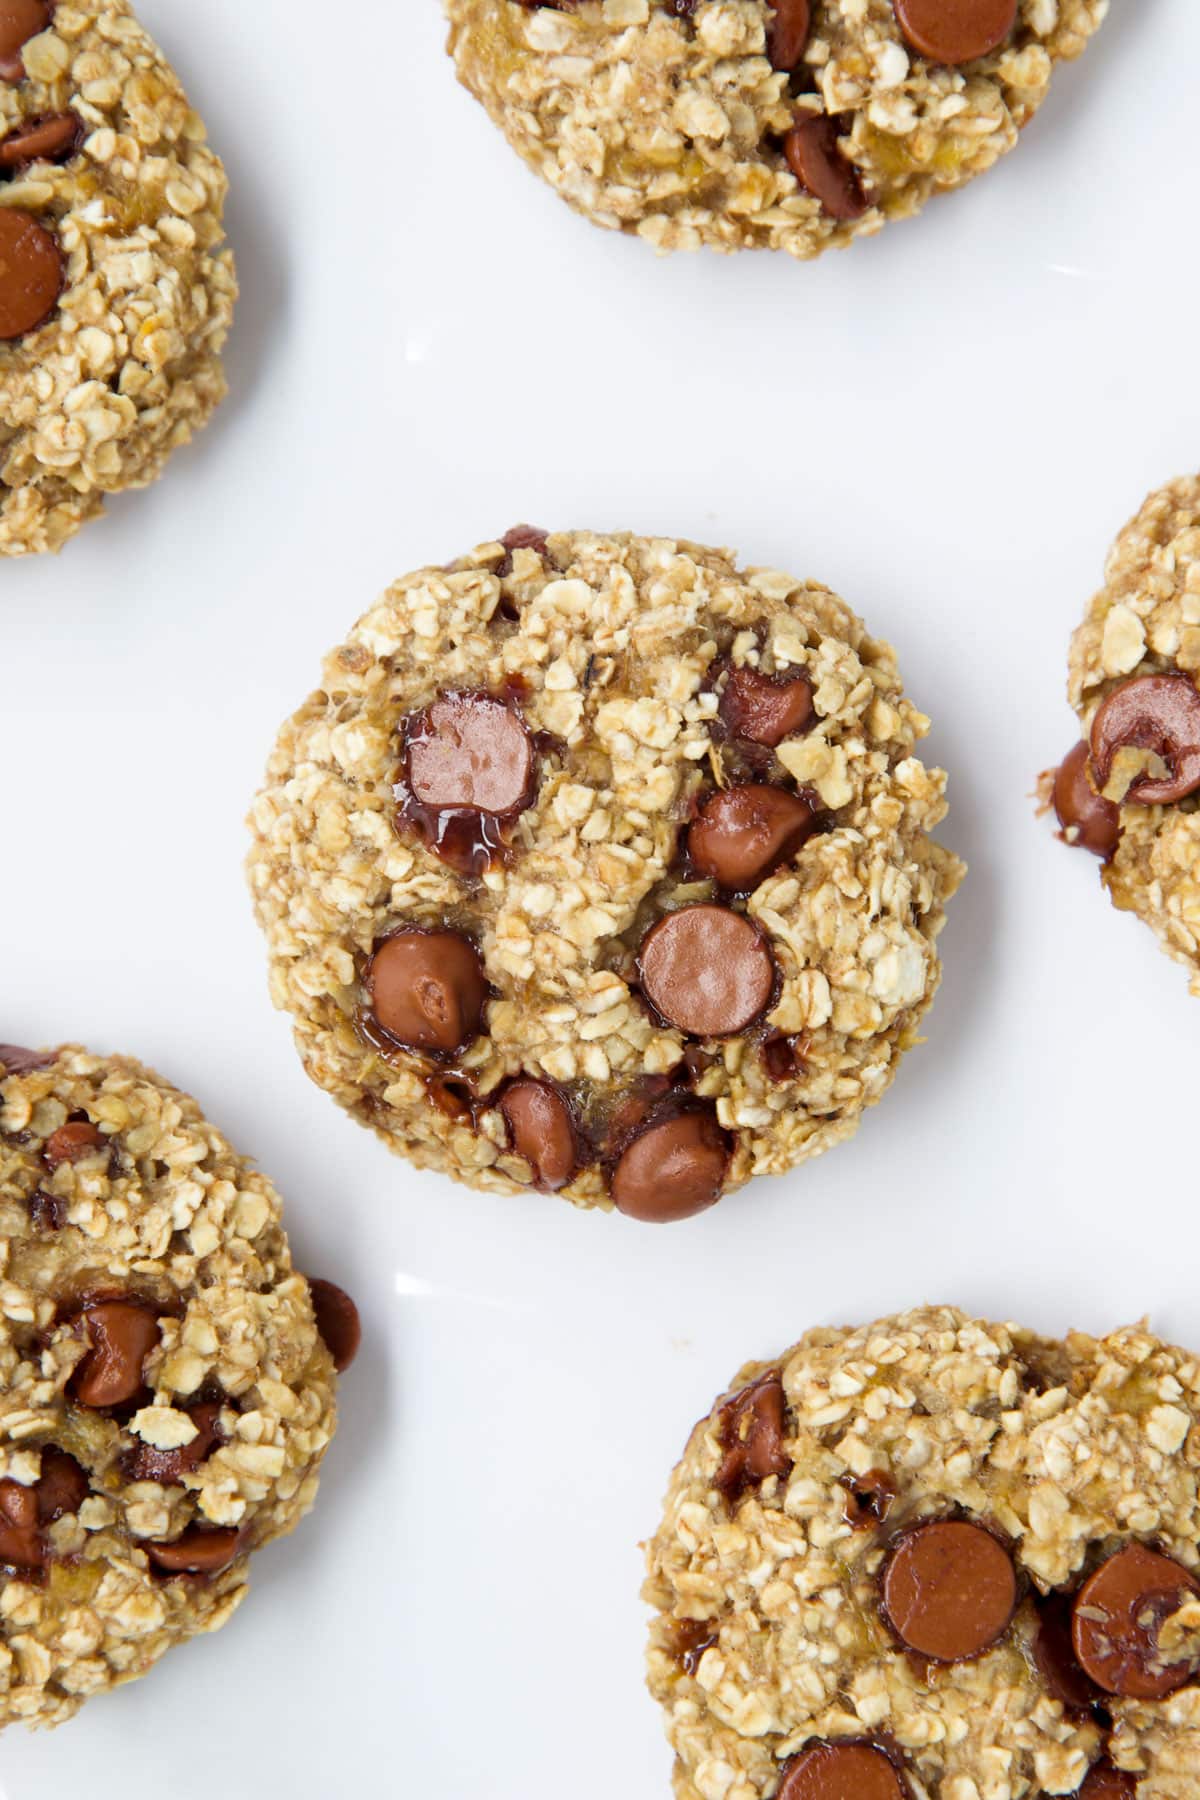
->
[1,1,1194,1793]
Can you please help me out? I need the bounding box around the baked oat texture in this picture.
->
[644,1305,1200,1799]
[443,0,1107,260]
[247,528,962,1217]
[0,0,236,557]
[0,1043,338,1730]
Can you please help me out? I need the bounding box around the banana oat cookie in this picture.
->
[644,1306,1200,1800]
[248,528,962,1222]
[444,0,1107,260]
[0,1041,357,1730]
[1046,477,1200,996]
[0,0,236,556]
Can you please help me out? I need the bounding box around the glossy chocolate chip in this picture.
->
[776,1742,907,1800]
[843,1468,897,1531]
[882,1520,1017,1662]
[1079,1766,1138,1800]
[69,1302,160,1409]
[366,929,488,1055]
[499,1079,578,1190]
[0,1043,54,1074]
[1053,741,1121,859]
[0,111,78,170]
[720,666,814,747]
[0,1480,42,1568]
[1033,1591,1101,1711]
[36,1447,88,1521]
[28,1190,66,1230]
[308,1278,361,1373]
[0,0,48,82]
[768,0,811,70]
[894,0,1017,65]
[148,1525,242,1577]
[1089,673,1200,807]
[611,1108,730,1223]
[0,206,62,339]
[671,1617,718,1675]
[784,115,868,221]
[689,785,818,891]
[126,1403,224,1485]
[42,1119,105,1170]
[406,693,534,816]
[714,1371,792,1504]
[639,904,775,1038]
[1071,1545,1200,1699]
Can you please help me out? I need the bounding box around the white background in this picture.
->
[0,0,1194,1792]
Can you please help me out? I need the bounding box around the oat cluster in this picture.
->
[0,1045,337,1729]
[444,0,1107,259]
[644,1306,1200,1800]
[0,0,235,557]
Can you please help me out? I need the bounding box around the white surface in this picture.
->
[0,0,1194,1791]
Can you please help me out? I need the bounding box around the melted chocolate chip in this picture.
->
[27,1189,67,1231]
[670,1617,718,1675]
[0,0,49,84]
[776,1743,907,1800]
[1078,1765,1138,1800]
[125,1403,224,1485]
[1089,673,1200,807]
[365,929,488,1056]
[1053,740,1121,859]
[638,904,776,1038]
[42,1119,105,1170]
[688,784,819,891]
[1033,1590,1101,1712]
[0,110,79,170]
[499,1078,579,1190]
[308,1278,362,1372]
[68,1301,161,1409]
[842,1468,897,1530]
[1071,1545,1200,1700]
[882,1521,1017,1663]
[35,1447,88,1522]
[0,206,62,339]
[784,114,869,221]
[397,692,539,874]
[714,1371,792,1505]
[147,1525,243,1577]
[610,1105,730,1224]
[893,0,1017,66]
[720,666,814,748]
[768,0,811,71]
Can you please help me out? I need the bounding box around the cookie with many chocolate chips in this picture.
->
[644,1306,1200,1799]
[0,0,236,556]
[1044,476,1200,995]
[444,0,1106,260]
[248,529,961,1220]
[0,1042,355,1729]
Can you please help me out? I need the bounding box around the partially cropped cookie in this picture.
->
[0,1,236,556]
[644,1306,1200,1799]
[1046,476,1200,995]
[248,528,961,1222]
[444,0,1106,260]
[0,1042,357,1730]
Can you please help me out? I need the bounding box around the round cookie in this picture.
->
[248,528,962,1221]
[0,1041,354,1729]
[644,1306,1200,1800]
[1046,476,1200,996]
[444,0,1107,260]
[0,0,236,557]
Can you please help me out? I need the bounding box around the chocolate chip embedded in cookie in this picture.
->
[610,1104,731,1223]
[893,0,1018,66]
[1071,1546,1200,1700]
[307,1278,362,1373]
[777,1743,907,1800]
[365,929,488,1055]
[1052,741,1120,860]
[882,1520,1017,1662]
[0,207,61,339]
[638,905,776,1037]
[0,0,48,84]
[689,785,819,891]
[1078,1765,1138,1799]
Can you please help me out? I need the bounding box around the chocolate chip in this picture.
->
[776,1742,907,1800]
[639,904,776,1038]
[0,206,62,339]
[610,1106,730,1223]
[1053,741,1121,860]
[670,1617,718,1675]
[308,1277,361,1373]
[1089,673,1200,807]
[126,1402,224,1485]
[714,1371,792,1505]
[0,0,49,83]
[768,0,811,70]
[784,115,869,221]
[499,523,549,556]
[893,0,1017,65]
[761,1032,806,1082]
[28,1189,66,1231]
[42,1119,105,1170]
[147,1525,243,1577]
[68,1302,160,1409]
[882,1521,1017,1662]
[1033,1591,1101,1711]
[1071,1545,1200,1699]
[843,1468,897,1531]
[35,1447,88,1522]
[0,110,79,170]
[366,929,488,1055]
[0,1043,54,1074]
[406,694,535,816]
[499,1078,578,1190]
[0,1479,42,1568]
[720,666,814,747]
[1078,1765,1138,1800]
[688,785,819,891]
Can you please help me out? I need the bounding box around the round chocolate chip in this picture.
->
[0,0,48,82]
[639,904,775,1038]
[720,666,814,747]
[68,1301,161,1409]
[768,0,811,71]
[308,1277,361,1373]
[1079,1766,1138,1800]
[366,929,488,1055]
[0,206,62,339]
[36,1447,88,1522]
[406,694,534,816]
[882,1520,1017,1662]
[1053,741,1121,859]
[688,785,819,891]
[777,1743,907,1800]
[42,1119,105,1170]
[127,1402,223,1485]
[894,0,1017,65]
[0,1480,42,1568]
[611,1108,730,1223]
[148,1525,243,1577]
[1089,673,1200,807]
[784,115,869,221]
[0,111,79,170]
[499,1078,578,1190]
[1071,1545,1200,1699]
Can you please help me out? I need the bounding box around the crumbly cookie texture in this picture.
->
[1045,477,1200,995]
[444,0,1107,260]
[0,0,236,557]
[644,1305,1200,1800]
[0,1043,338,1730]
[247,528,962,1220]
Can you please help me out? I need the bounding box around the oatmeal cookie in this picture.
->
[644,1305,1200,1800]
[444,0,1107,260]
[1045,477,1200,996]
[247,528,962,1222]
[0,0,236,557]
[0,1041,357,1729]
